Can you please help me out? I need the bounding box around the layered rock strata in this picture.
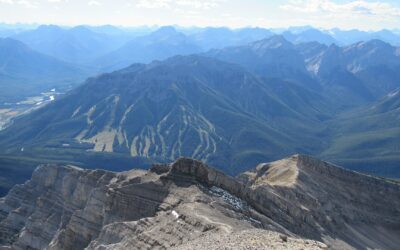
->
[0,155,399,249]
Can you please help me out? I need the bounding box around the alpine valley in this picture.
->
[0,22,399,250]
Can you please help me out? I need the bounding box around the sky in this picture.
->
[0,0,400,30]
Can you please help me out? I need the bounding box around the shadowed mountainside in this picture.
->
[0,38,88,102]
[0,55,330,176]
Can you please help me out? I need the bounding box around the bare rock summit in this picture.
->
[0,155,399,249]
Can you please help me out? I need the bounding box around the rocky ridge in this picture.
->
[0,155,399,249]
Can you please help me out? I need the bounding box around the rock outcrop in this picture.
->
[0,155,399,249]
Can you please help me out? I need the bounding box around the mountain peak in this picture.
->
[36,24,64,32]
[327,43,340,50]
[251,35,293,50]
[69,25,93,34]
[348,39,392,51]
[151,157,233,187]
[152,26,179,36]
[239,153,375,189]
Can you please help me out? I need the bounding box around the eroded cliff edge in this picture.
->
[0,155,399,249]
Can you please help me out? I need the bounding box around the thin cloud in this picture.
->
[0,0,38,6]
[136,0,225,9]
[175,0,225,9]
[17,0,38,8]
[136,0,171,9]
[88,0,101,6]
[281,0,400,19]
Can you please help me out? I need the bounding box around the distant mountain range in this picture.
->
[0,38,88,102]
[11,25,132,65]
[93,26,202,72]
[2,24,400,68]
[3,24,400,45]
[328,28,400,46]
[272,25,400,46]
[282,29,337,45]
[4,26,397,104]
[186,27,274,50]
[208,36,400,109]
[206,36,319,91]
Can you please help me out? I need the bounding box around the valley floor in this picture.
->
[0,88,59,130]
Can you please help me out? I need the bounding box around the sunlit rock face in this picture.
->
[0,155,399,249]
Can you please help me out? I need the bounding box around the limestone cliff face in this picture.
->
[0,165,117,249]
[0,155,399,250]
[239,155,400,249]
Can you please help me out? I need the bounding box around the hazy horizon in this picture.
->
[1,23,399,34]
[0,0,400,31]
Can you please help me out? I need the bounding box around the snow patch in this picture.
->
[209,186,263,226]
[172,210,180,219]
[388,90,399,98]
[209,186,246,211]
